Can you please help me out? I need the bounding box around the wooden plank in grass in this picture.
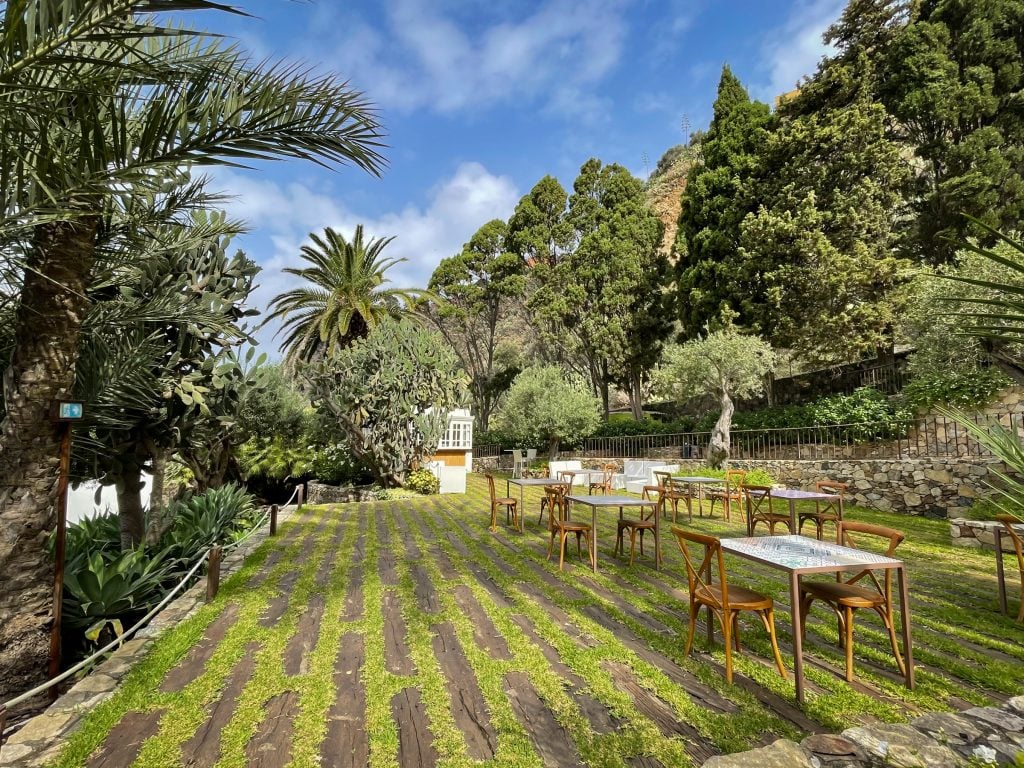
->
[503,671,583,768]
[431,622,498,760]
[321,632,368,768]
[453,585,511,660]
[383,590,414,675]
[159,603,239,692]
[391,687,438,768]
[244,690,298,767]
[85,709,164,768]
[284,594,325,676]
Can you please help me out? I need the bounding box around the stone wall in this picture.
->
[306,481,377,504]
[949,518,1017,551]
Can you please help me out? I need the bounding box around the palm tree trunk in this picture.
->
[116,467,147,550]
[0,216,98,700]
[146,450,173,545]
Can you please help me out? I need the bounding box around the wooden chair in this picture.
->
[671,527,787,684]
[653,470,687,521]
[742,485,791,536]
[589,463,616,495]
[545,485,594,571]
[798,481,847,541]
[615,491,661,566]
[706,470,746,521]
[799,521,907,682]
[996,514,1024,623]
[485,473,518,532]
[538,480,569,527]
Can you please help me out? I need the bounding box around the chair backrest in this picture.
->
[671,526,730,610]
[526,448,537,461]
[601,465,616,484]
[816,480,848,496]
[485,473,497,502]
[996,514,1024,572]
[741,484,773,517]
[544,484,568,527]
[837,520,905,596]
[558,470,577,487]
[814,480,847,535]
[653,470,672,489]
[725,469,746,493]
[512,449,523,462]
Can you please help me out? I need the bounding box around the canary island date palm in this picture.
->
[0,0,385,700]
[267,225,428,367]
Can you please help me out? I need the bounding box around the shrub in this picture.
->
[374,487,421,501]
[405,468,440,495]
[901,368,1010,411]
[310,442,372,485]
[685,466,777,487]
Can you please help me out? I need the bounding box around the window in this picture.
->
[439,418,472,449]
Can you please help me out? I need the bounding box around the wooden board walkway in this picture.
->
[68,480,1023,768]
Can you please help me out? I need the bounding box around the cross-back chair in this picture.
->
[653,470,687,522]
[589,463,616,495]
[537,480,569,527]
[798,480,847,541]
[545,484,594,571]
[799,521,907,682]
[996,513,1024,623]
[742,485,790,536]
[615,492,661,566]
[671,527,786,684]
[706,469,746,521]
[485,473,518,532]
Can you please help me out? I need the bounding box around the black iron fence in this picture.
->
[474,443,503,458]
[575,412,1023,461]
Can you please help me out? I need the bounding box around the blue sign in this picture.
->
[58,402,83,420]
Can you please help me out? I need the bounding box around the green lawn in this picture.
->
[47,473,1024,768]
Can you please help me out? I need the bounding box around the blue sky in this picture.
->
[204,0,846,352]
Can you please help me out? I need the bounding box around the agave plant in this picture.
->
[63,547,176,645]
[161,484,258,565]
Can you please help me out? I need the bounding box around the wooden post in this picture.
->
[269,504,278,537]
[49,422,72,688]
[206,546,222,603]
[297,484,304,510]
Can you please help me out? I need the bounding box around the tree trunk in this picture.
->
[547,437,560,462]
[707,388,734,469]
[0,216,98,701]
[629,367,644,421]
[116,468,146,551]
[145,451,172,545]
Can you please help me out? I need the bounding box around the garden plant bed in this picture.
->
[25,474,1024,768]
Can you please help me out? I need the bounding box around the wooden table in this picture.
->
[748,488,841,536]
[718,534,914,703]
[506,477,566,532]
[671,476,726,518]
[565,495,661,572]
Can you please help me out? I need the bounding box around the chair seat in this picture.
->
[695,584,773,611]
[753,513,790,523]
[706,489,740,499]
[618,518,656,531]
[799,510,839,521]
[555,521,591,533]
[496,497,517,505]
[801,580,884,609]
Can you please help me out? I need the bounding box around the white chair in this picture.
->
[526,448,537,466]
[511,449,526,478]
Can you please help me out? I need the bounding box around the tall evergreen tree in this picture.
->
[674,66,772,338]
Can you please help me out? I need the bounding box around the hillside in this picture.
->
[644,143,696,257]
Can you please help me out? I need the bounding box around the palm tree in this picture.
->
[0,1,385,700]
[267,225,428,367]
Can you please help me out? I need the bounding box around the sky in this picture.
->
[201,0,846,354]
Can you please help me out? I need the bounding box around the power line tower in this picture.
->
[641,151,649,178]
[681,114,691,145]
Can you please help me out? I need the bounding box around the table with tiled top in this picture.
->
[718,534,913,703]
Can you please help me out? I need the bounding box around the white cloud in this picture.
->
[755,0,844,102]
[209,163,520,354]
[306,0,628,118]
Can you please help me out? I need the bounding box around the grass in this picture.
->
[46,474,1024,767]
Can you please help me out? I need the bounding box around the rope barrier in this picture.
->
[0,489,291,715]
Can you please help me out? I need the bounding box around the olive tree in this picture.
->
[305,319,468,487]
[495,366,601,460]
[654,329,775,468]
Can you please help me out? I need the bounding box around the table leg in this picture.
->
[520,485,526,533]
[996,528,1008,615]
[789,500,797,534]
[654,503,661,571]
[897,565,915,690]
[790,571,805,704]
[592,505,598,572]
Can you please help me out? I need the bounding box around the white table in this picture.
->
[719,534,913,703]
[506,477,566,531]
[565,495,660,572]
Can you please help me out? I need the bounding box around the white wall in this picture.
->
[66,477,151,525]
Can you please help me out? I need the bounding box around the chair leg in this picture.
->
[547,529,556,561]
[875,605,907,676]
[614,525,622,557]
[539,499,546,526]
[721,610,734,684]
[583,530,595,568]
[760,608,788,679]
[1018,581,1024,623]
[843,607,855,682]
[628,528,637,566]
[798,592,814,640]
[685,602,698,657]
[559,530,567,571]
[731,612,741,651]
[491,502,497,532]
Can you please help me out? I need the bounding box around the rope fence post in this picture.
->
[206,546,222,603]
[297,484,304,510]
[270,504,278,537]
